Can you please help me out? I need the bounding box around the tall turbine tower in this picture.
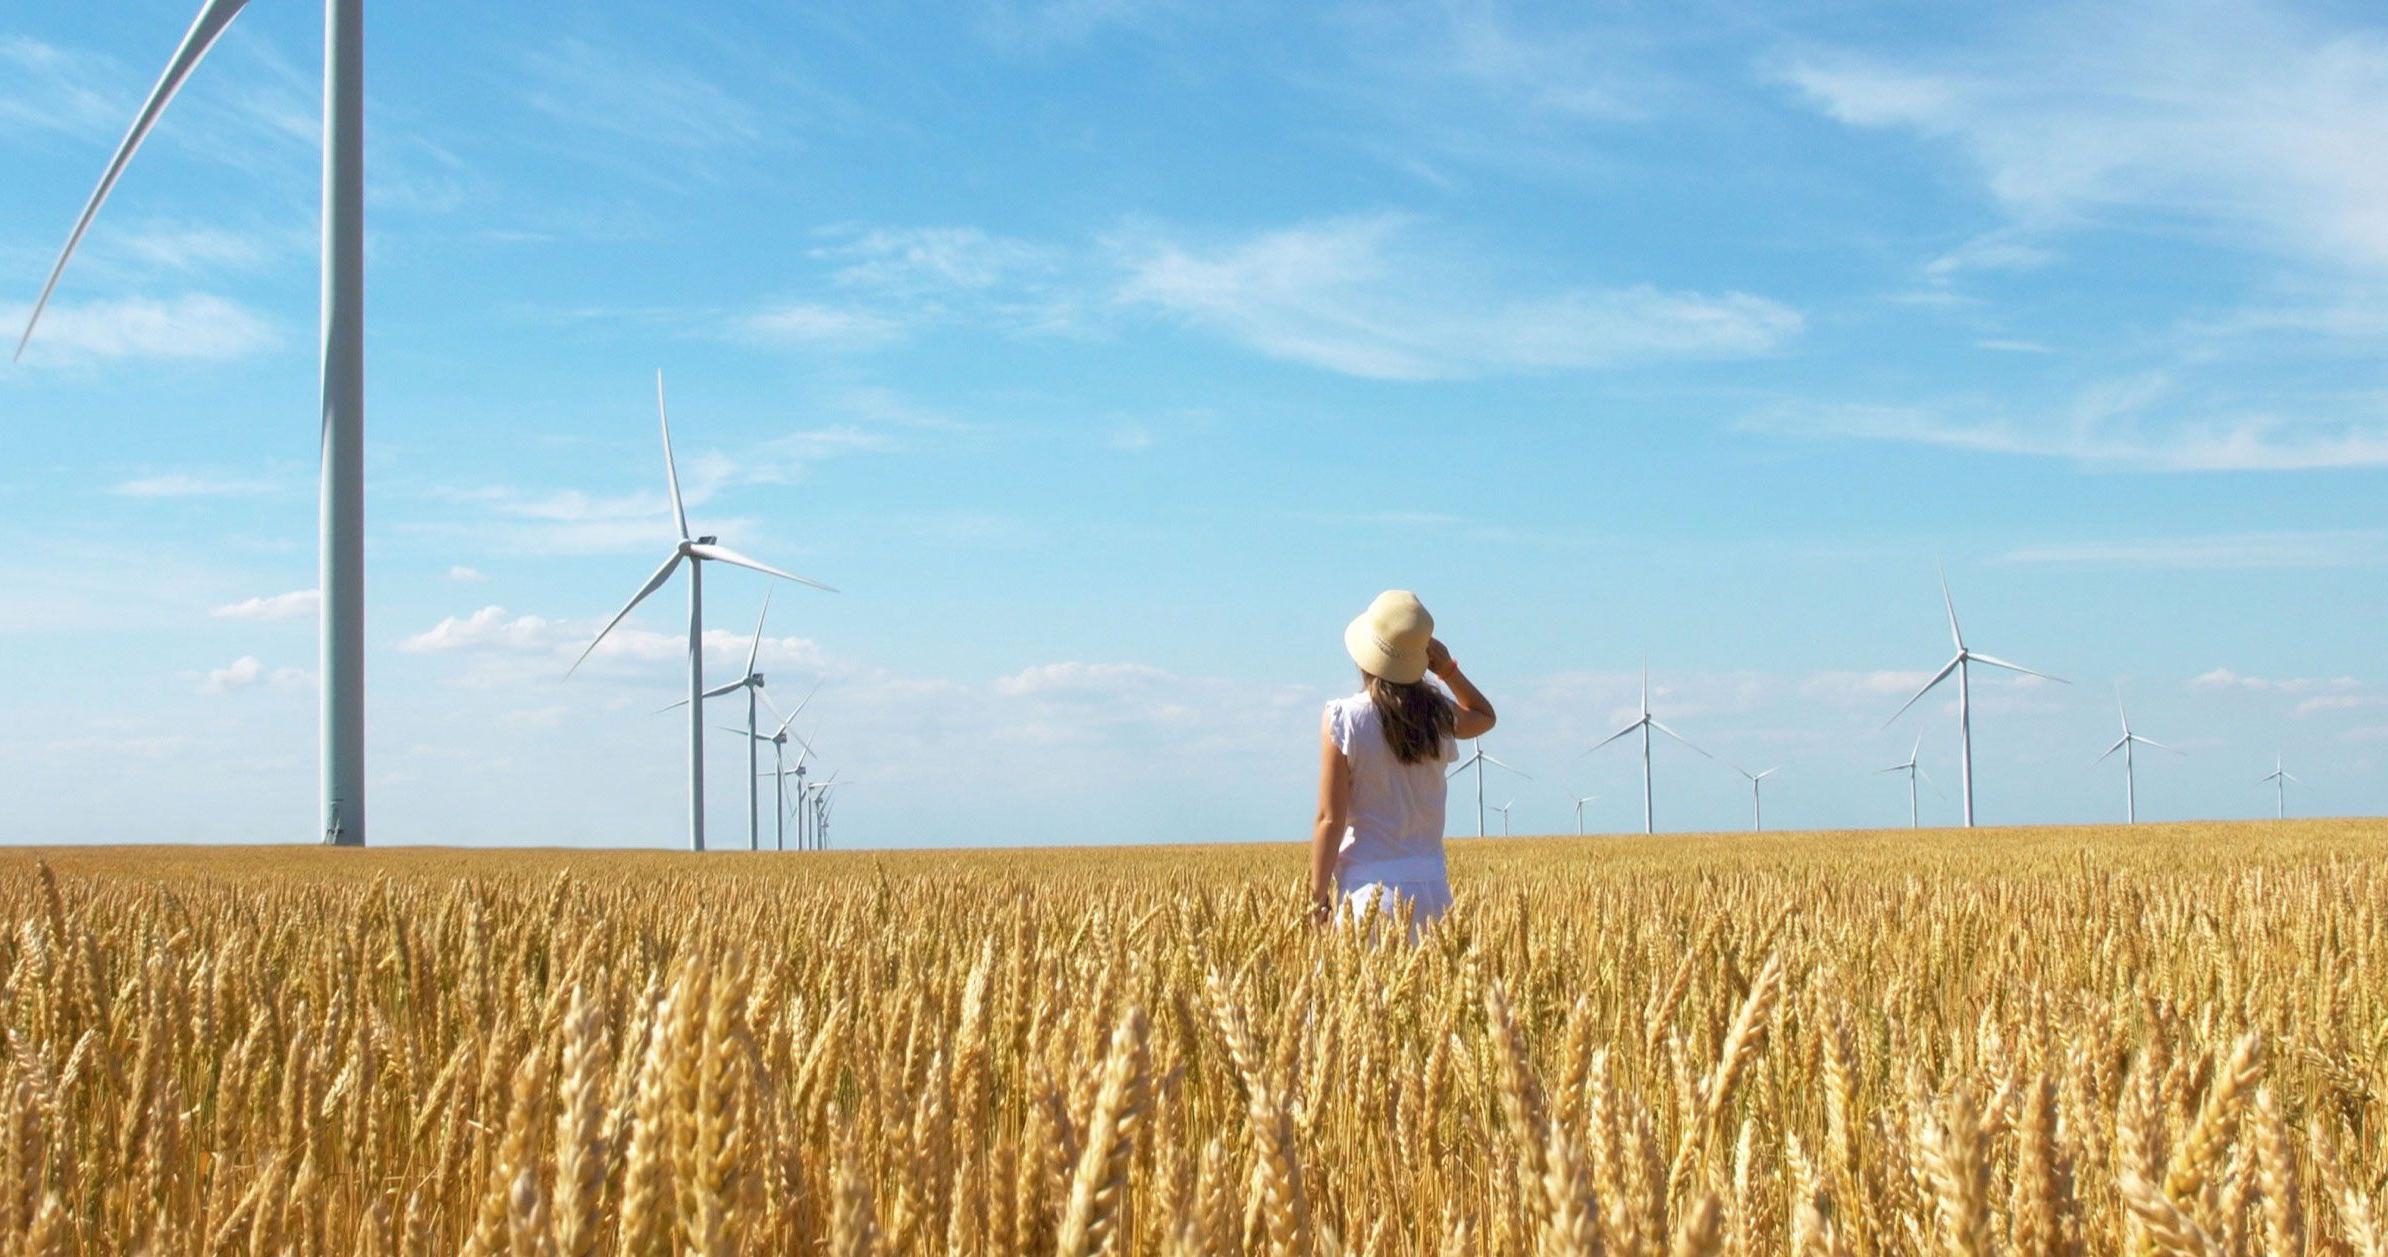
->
[1570,793,1598,835]
[2260,755,2299,820]
[21,0,368,843]
[1877,734,1932,828]
[1448,742,1529,838]
[1886,572,2066,827]
[670,592,779,850]
[2096,685,2179,824]
[567,374,833,851]
[1735,766,1779,832]
[1492,800,1514,837]
[1584,668,1713,835]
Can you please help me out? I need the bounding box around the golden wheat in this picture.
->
[0,820,2381,1253]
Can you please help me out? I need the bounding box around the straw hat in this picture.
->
[1344,590,1434,684]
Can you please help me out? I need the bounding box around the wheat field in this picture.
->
[0,821,2382,1254]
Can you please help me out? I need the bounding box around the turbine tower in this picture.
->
[746,682,820,851]
[2260,755,2299,820]
[567,373,834,851]
[1886,572,2066,827]
[2096,684,2180,824]
[1570,793,1598,835]
[1492,800,1514,837]
[1877,734,1932,828]
[21,0,368,843]
[1584,668,1712,835]
[1736,766,1779,832]
[1448,742,1529,838]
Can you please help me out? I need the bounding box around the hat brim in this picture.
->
[1345,613,1428,684]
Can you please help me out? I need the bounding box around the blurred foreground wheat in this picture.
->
[1,821,2383,1254]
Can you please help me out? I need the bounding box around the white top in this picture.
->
[1325,692,1457,884]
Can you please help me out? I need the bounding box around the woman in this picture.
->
[1309,590,1497,935]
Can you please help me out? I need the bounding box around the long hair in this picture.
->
[1364,670,1455,765]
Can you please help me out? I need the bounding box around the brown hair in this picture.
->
[1364,670,1456,765]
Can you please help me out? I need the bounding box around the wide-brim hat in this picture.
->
[1345,590,1433,684]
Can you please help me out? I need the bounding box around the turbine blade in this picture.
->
[1968,652,2066,684]
[2096,735,2127,763]
[657,371,690,541]
[685,543,838,592]
[746,587,772,676]
[2137,735,2184,755]
[774,678,824,736]
[1648,719,1714,760]
[1482,754,1531,780]
[15,0,253,362]
[564,551,683,678]
[699,677,747,700]
[1939,565,1964,650]
[1581,720,1643,757]
[1883,656,1961,728]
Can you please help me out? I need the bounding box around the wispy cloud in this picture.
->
[6,295,279,366]
[727,302,906,351]
[211,589,320,622]
[447,566,489,583]
[1773,2,2388,273]
[2189,668,2364,695]
[0,35,122,138]
[521,38,762,155]
[1999,530,2388,569]
[1114,213,1801,380]
[111,471,281,498]
[197,655,312,696]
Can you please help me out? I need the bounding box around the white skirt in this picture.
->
[1339,877,1453,941]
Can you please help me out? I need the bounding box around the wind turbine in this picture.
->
[1448,742,1529,838]
[1735,766,1779,833]
[670,591,780,851]
[745,681,820,851]
[1492,799,1515,837]
[1877,733,1933,828]
[2260,755,2299,820]
[20,0,369,843]
[1885,572,2066,827]
[2097,685,2180,824]
[1583,668,1712,835]
[1569,793,1598,835]
[567,373,834,852]
[813,778,846,849]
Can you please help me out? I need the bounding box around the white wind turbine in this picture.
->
[1583,668,1713,835]
[1448,742,1529,838]
[21,0,370,843]
[1886,572,2066,827]
[2260,755,2299,820]
[812,777,846,849]
[1569,793,1599,836]
[567,373,834,852]
[2097,685,2180,824]
[1735,766,1779,833]
[1877,733,1934,828]
[1492,799,1515,837]
[744,681,821,852]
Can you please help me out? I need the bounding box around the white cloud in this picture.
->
[2189,668,2364,695]
[211,589,320,622]
[6,295,278,366]
[1114,213,1801,380]
[2296,695,2383,717]
[111,472,280,498]
[198,656,312,695]
[399,605,831,677]
[729,302,905,351]
[0,35,120,137]
[521,38,760,153]
[1999,531,2388,569]
[447,566,489,583]
[1774,3,2388,272]
[1745,393,2388,472]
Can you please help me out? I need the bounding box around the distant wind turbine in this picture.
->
[1570,793,1598,836]
[1583,668,1712,835]
[1886,571,2066,827]
[2097,685,2181,824]
[1448,742,1529,838]
[567,373,835,852]
[1493,799,1514,837]
[743,680,821,851]
[672,591,782,851]
[21,0,371,843]
[2260,755,2300,820]
[1736,766,1779,832]
[1877,733,1934,828]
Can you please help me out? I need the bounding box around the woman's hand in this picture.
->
[1427,637,1458,680]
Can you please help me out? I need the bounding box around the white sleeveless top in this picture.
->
[1325,692,1458,884]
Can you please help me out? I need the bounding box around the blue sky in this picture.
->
[2,0,2382,847]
